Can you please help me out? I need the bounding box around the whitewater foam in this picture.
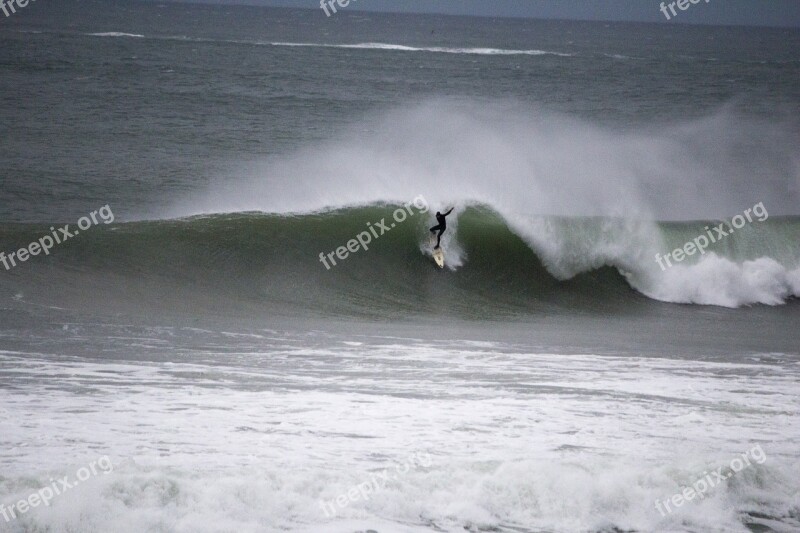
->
[88,32,145,38]
[2,341,798,532]
[643,254,800,308]
[270,42,573,56]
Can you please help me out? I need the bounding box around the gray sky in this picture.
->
[175,0,800,27]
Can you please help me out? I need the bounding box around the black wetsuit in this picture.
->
[429,208,453,248]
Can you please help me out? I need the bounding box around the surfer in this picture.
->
[429,207,454,249]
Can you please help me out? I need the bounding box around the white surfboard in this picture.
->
[432,247,445,269]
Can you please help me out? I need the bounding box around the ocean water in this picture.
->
[1,1,799,532]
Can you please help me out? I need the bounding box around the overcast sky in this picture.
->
[172,0,800,27]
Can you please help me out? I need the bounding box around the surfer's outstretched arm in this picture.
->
[443,207,454,217]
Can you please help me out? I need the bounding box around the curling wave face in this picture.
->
[1,207,798,322]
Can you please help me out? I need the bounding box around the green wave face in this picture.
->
[0,206,798,319]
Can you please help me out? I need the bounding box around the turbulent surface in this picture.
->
[1,330,799,533]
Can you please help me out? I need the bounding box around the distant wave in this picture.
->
[75,32,572,56]
[270,42,573,56]
[602,53,640,60]
[88,32,145,38]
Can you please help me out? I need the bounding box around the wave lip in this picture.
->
[269,41,573,56]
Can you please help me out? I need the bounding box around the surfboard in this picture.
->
[432,247,445,269]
